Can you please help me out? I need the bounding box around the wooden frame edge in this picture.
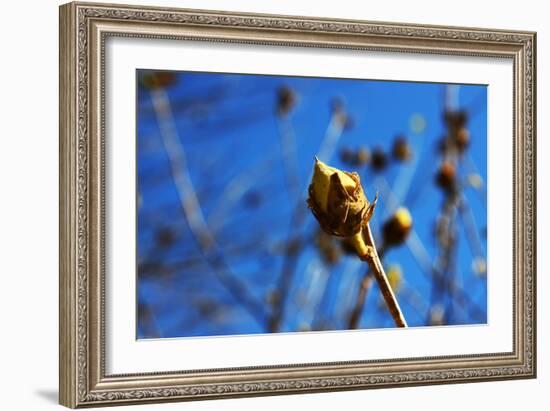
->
[60,2,78,408]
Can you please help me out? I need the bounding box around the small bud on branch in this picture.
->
[307,158,407,328]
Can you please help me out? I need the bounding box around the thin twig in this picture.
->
[207,149,280,232]
[278,116,301,203]
[430,193,459,322]
[463,153,487,209]
[406,230,486,321]
[333,258,363,326]
[347,244,386,329]
[458,196,486,264]
[347,273,374,329]
[298,259,330,330]
[385,133,425,219]
[358,224,407,328]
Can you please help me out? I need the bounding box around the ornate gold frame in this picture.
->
[59,2,536,408]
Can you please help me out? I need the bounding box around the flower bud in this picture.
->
[331,98,354,130]
[472,257,487,276]
[454,127,470,152]
[356,147,371,166]
[437,136,450,155]
[266,289,281,306]
[382,207,413,246]
[330,97,344,113]
[156,228,176,249]
[371,147,388,172]
[307,158,377,238]
[340,147,370,166]
[285,238,301,256]
[467,173,483,189]
[409,113,427,134]
[435,161,456,192]
[444,110,467,130]
[139,71,177,89]
[386,264,403,292]
[392,136,412,162]
[277,86,297,116]
[340,148,355,164]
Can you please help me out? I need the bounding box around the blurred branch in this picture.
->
[296,258,330,331]
[139,228,278,277]
[207,150,280,232]
[137,301,162,338]
[333,258,363,326]
[347,273,373,329]
[277,114,301,203]
[431,192,459,323]
[269,112,347,332]
[150,87,268,328]
[463,152,488,209]
[399,284,430,322]
[406,230,486,321]
[458,196,486,265]
[384,136,424,219]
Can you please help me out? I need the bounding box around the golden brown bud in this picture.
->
[435,161,456,192]
[382,207,413,246]
[371,147,388,172]
[392,136,412,162]
[140,71,177,89]
[156,228,176,249]
[340,147,370,166]
[277,86,297,116]
[340,148,355,164]
[472,257,487,277]
[307,158,377,238]
[386,264,403,292]
[356,147,371,166]
[444,110,467,130]
[454,127,470,152]
[331,98,354,130]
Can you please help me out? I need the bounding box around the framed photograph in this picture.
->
[59,1,536,408]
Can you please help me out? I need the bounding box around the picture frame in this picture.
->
[59,1,536,408]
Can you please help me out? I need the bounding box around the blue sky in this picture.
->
[136,70,487,338]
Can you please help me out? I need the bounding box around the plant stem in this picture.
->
[353,224,408,328]
[348,273,373,329]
